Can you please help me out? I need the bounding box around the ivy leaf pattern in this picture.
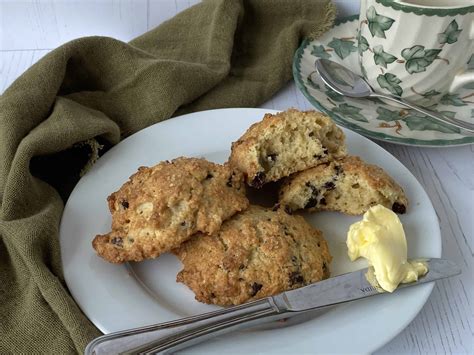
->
[324,85,345,102]
[401,45,442,74]
[333,103,368,122]
[439,93,467,106]
[375,107,402,122]
[357,30,369,54]
[377,73,403,96]
[366,6,395,39]
[307,75,320,90]
[403,111,460,133]
[373,45,397,68]
[438,20,462,45]
[311,45,331,59]
[421,89,441,98]
[327,38,357,60]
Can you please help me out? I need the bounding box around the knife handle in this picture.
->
[85,297,284,354]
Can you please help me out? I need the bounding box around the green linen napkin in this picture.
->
[0,0,336,353]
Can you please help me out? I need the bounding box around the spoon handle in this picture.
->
[370,93,474,135]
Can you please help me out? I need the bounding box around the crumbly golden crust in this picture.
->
[228,109,346,188]
[174,205,332,306]
[279,156,408,215]
[92,157,249,263]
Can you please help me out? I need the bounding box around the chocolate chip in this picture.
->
[392,202,406,214]
[313,154,322,159]
[180,221,186,226]
[110,237,123,247]
[289,272,304,286]
[320,197,327,205]
[205,173,213,179]
[251,172,266,188]
[226,176,233,187]
[284,205,293,214]
[210,292,216,298]
[239,264,245,270]
[309,132,315,137]
[304,197,318,209]
[317,242,321,247]
[120,200,129,209]
[324,181,335,190]
[250,282,263,297]
[334,165,343,175]
[323,148,329,155]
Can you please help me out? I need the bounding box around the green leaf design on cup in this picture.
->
[401,45,442,74]
[373,45,397,68]
[357,30,369,54]
[403,111,460,133]
[366,6,395,39]
[438,20,462,45]
[333,103,368,122]
[421,90,442,98]
[327,38,357,60]
[377,73,403,96]
[375,107,401,122]
[311,45,331,59]
[440,93,467,106]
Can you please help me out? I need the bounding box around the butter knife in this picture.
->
[85,258,460,355]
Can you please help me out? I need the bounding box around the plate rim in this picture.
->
[60,107,441,354]
[292,15,474,147]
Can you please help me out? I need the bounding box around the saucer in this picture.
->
[293,15,474,147]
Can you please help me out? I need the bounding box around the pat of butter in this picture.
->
[347,205,428,292]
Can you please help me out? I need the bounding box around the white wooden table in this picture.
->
[1,1,472,354]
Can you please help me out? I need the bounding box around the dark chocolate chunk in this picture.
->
[120,200,129,209]
[313,154,322,159]
[110,237,123,247]
[319,197,327,205]
[392,202,406,214]
[334,165,343,175]
[304,197,318,209]
[324,181,335,190]
[289,271,304,286]
[250,282,263,297]
[323,148,329,155]
[251,172,266,188]
[205,173,213,179]
[210,292,216,298]
[239,264,245,270]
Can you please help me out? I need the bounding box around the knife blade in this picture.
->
[85,258,460,355]
[271,258,461,312]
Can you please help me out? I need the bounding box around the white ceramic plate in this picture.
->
[60,108,441,354]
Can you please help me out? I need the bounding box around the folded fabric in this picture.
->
[0,0,335,352]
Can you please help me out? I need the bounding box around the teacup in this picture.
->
[357,0,474,106]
